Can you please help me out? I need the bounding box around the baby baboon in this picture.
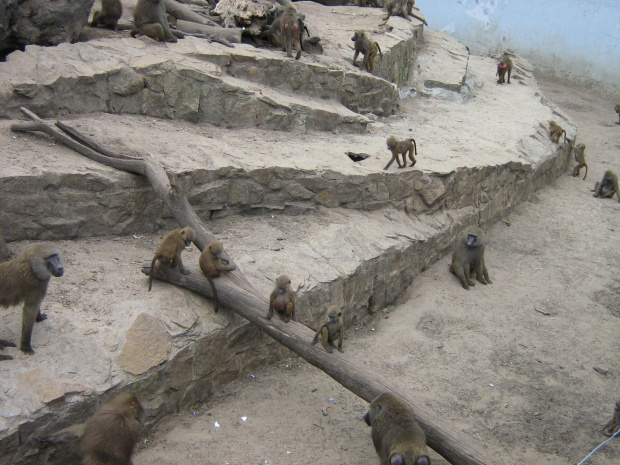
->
[90,0,123,30]
[449,226,491,291]
[593,170,620,202]
[267,274,297,323]
[364,393,430,465]
[131,0,183,43]
[548,120,567,144]
[80,393,144,465]
[496,53,512,84]
[148,227,196,291]
[280,6,302,60]
[602,399,620,437]
[311,306,344,353]
[571,142,587,180]
[615,104,620,125]
[0,244,64,358]
[384,136,418,170]
[199,240,237,313]
[351,30,382,73]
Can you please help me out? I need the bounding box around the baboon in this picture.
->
[363,393,430,465]
[449,226,491,291]
[384,136,418,170]
[311,306,344,353]
[131,0,184,43]
[90,0,123,30]
[593,170,620,202]
[548,120,567,144]
[280,6,302,60]
[148,227,196,291]
[406,0,415,16]
[199,240,236,313]
[382,0,409,22]
[615,104,620,125]
[602,399,620,437]
[351,30,382,73]
[267,274,297,323]
[80,393,144,465]
[570,142,587,180]
[496,54,512,84]
[0,244,64,358]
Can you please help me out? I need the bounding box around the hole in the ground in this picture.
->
[346,152,371,162]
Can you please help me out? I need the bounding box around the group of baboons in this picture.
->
[3,1,620,464]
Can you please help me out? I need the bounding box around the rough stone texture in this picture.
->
[116,313,172,375]
[0,0,94,59]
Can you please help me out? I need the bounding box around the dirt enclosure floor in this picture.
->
[128,75,620,464]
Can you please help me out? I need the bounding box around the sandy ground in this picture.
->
[129,75,620,465]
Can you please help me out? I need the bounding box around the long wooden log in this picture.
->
[10,108,502,465]
[175,19,242,43]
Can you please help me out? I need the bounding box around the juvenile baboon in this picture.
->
[382,0,409,22]
[363,393,430,465]
[548,120,567,144]
[311,306,344,353]
[80,393,144,465]
[406,0,415,16]
[267,274,297,323]
[148,227,196,291]
[351,30,382,73]
[496,54,512,84]
[570,142,587,180]
[0,244,64,358]
[449,226,491,291]
[615,104,620,125]
[280,6,302,60]
[602,399,620,437]
[131,0,184,43]
[384,136,418,170]
[593,170,620,202]
[199,240,237,313]
[90,0,123,30]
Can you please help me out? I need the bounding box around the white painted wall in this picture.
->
[416,0,620,86]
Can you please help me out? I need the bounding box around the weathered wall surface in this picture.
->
[417,0,620,88]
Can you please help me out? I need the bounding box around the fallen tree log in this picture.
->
[175,19,242,43]
[10,107,503,465]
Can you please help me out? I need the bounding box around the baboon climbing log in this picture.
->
[148,227,196,291]
[199,240,236,313]
[267,274,297,322]
[570,142,587,180]
[0,244,64,358]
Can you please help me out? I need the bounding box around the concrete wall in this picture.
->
[416,0,620,87]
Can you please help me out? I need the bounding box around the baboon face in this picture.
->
[351,30,364,42]
[386,136,397,150]
[327,309,341,323]
[363,400,381,426]
[275,275,291,293]
[209,240,224,257]
[180,227,196,247]
[466,234,478,247]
